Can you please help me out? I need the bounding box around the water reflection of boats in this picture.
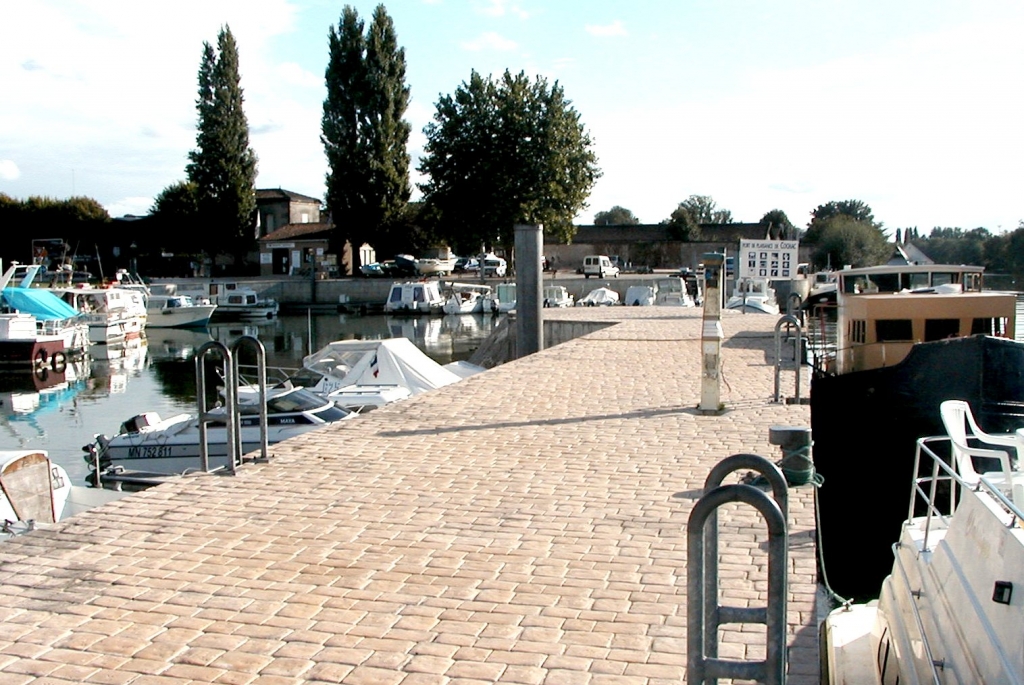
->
[87,337,149,393]
[145,327,214,362]
[0,376,86,446]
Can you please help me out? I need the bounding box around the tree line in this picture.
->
[147,5,600,272]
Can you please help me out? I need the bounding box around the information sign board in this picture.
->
[738,240,799,280]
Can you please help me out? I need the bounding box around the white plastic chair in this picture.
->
[939,400,1024,509]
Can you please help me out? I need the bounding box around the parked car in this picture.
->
[454,257,478,273]
[582,255,619,279]
[482,255,507,278]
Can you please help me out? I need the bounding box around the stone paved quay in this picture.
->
[0,307,818,684]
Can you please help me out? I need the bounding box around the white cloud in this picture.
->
[105,196,156,218]
[474,0,529,19]
[274,62,322,89]
[461,32,518,52]
[0,160,20,181]
[585,20,627,38]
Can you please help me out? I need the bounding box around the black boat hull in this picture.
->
[811,335,1024,600]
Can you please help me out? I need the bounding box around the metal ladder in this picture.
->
[194,335,269,474]
[687,453,790,685]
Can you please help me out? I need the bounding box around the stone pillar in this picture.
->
[515,224,544,357]
[699,252,725,414]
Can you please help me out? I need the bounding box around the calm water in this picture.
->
[0,312,499,486]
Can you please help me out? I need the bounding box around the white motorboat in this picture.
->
[384,281,445,314]
[442,283,492,314]
[86,386,351,475]
[822,432,1024,683]
[491,282,517,313]
[653,277,696,307]
[624,285,655,306]
[725,277,780,314]
[542,285,574,308]
[51,285,146,344]
[0,450,125,537]
[158,281,278,320]
[146,294,217,328]
[577,287,620,307]
[291,337,482,413]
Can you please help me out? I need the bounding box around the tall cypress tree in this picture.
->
[187,25,258,273]
[322,5,411,267]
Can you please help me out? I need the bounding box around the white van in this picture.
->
[583,255,619,279]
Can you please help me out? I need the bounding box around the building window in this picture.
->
[924,319,960,341]
[972,317,1008,337]
[875,319,913,342]
[301,212,310,223]
[850,320,866,344]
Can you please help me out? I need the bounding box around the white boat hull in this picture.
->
[98,420,330,474]
[145,304,217,328]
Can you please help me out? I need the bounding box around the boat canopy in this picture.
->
[302,337,468,396]
[2,287,80,321]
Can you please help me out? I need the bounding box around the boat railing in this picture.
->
[911,435,1023,555]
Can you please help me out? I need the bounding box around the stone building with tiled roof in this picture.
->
[256,188,323,238]
[255,189,352,277]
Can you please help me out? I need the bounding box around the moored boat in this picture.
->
[576,287,619,307]
[542,285,574,308]
[145,294,217,328]
[725,277,779,314]
[156,281,278,320]
[0,265,90,364]
[441,283,492,314]
[653,277,696,307]
[810,262,1024,600]
[52,285,146,344]
[1,450,125,537]
[290,337,482,412]
[86,386,351,476]
[384,281,445,314]
[821,433,1024,683]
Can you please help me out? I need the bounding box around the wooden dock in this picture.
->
[0,306,819,684]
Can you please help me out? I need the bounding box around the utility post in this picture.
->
[699,252,725,414]
[514,224,543,357]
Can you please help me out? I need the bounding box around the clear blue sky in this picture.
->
[3,0,1023,234]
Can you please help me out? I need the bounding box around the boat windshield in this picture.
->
[265,389,330,414]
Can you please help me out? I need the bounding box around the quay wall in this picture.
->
[156,275,707,310]
[469,315,615,367]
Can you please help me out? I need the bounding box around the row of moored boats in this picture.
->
[0,264,279,374]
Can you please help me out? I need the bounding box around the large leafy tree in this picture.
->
[186,25,258,272]
[669,195,733,225]
[914,226,991,266]
[805,199,879,243]
[0,194,111,268]
[323,4,411,264]
[594,206,639,226]
[149,181,200,253]
[812,215,890,269]
[418,69,600,253]
[760,209,797,240]
[662,204,701,241]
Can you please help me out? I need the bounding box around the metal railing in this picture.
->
[773,315,805,404]
[911,436,1022,554]
[687,454,789,685]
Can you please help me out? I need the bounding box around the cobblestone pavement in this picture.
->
[0,307,818,684]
